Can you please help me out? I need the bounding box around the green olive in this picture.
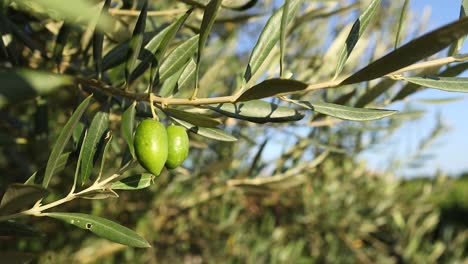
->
[165,125,189,169]
[134,119,168,175]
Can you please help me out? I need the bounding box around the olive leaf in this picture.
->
[177,58,197,93]
[342,16,468,84]
[403,76,468,93]
[158,34,199,83]
[292,100,397,121]
[394,0,409,49]
[96,133,113,179]
[111,174,154,190]
[208,100,304,123]
[125,0,148,85]
[130,9,192,85]
[43,95,93,188]
[334,0,381,79]
[0,184,49,215]
[93,0,111,79]
[101,31,156,71]
[172,117,237,142]
[196,0,223,88]
[236,78,308,101]
[279,0,291,77]
[159,61,190,97]
[15,0,113,30]
[244,0,302,83]
[45,212,151,248]
[416,97,464,104]
[222,0,258,11]
[448,0,468,55]
[80,108,110,185]
[164,108,221,127]
[53,22,71,66]
[25,152,72,185]
[121,101,137,159]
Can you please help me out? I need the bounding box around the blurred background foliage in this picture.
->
[1,0,467,263]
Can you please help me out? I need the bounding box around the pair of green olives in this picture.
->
[134,120,189,175]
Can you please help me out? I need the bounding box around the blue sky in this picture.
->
[360,0,468,177]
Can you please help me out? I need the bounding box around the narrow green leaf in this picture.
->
[438,61,468,77]
[390,65,450,102]
[101,32,156,71]
[391,110,425,120]
[93,0,111,79]
[74,130,88,188]
[448,0,468,55]
[72,122,86,147]
[25,152,72,185]
[125,1,148,84]
[16,0,112,31]
[172,117,237,142]
[164,108,221,127]
[159,35,199,83]
[416,97,464,104]
[159,61,189,97]
[43,95,93,188]
[0,184,49,215]
[80,109,109,185]
[97,133,112,179]
[45,212,151,248]
[196,0,223,88]
[394,0,409,49]
[236,78,308,101]
[244,0,302,82]
[111,174,154,190]
[279,0,291,77]
[53,22,71,66]
[403,76,468,93]
[177,58,197,92]
[293,100,397,121]
[342,16,468,84]
[78,191,119,200]
[0,69,73,108]
[208,100,304,123]
[334,0,381,79]
[247,138,268,177]
[121,101,136,159]
[130,10,192,84]
[222,0,258,11]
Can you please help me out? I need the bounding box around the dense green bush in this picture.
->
[1,0,467,263]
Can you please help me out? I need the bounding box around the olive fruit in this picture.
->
[134,119,168,175]
[165,125,189,169]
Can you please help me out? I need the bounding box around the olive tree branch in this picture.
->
[80,54,466,107]
[0,162,137,221]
